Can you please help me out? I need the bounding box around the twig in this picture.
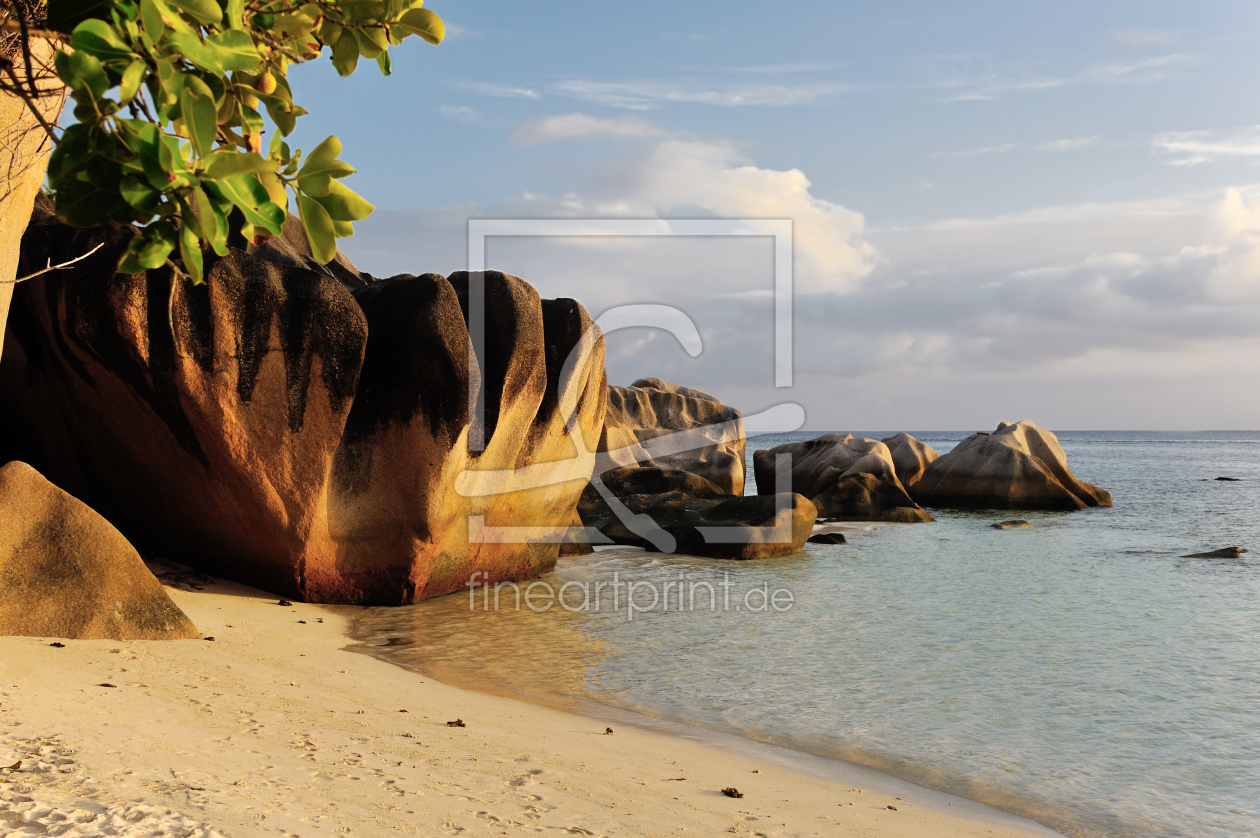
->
[4,243,104,284]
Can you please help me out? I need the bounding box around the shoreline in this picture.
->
[1,569,1063,838]
[346,597,1068,838]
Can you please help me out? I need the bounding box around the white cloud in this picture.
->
[460,82,542,99]
[551,79,852,110]
[1033,136,1100,152]
[932,53,1194,102]
[931,136,1098,158]
[509,113,670,145]
[1153,125,1260,166]
[439,105,485,125]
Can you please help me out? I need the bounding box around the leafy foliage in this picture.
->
[43,0,443,281]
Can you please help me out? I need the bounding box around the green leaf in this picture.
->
[204,151,275,179]
[55,174,120,227]
[118,59,146,103]
[375,51,391,76]
[297,192,337,264]
[206,30,261,72]
[208,174,284,236]
[147,0,194,34]
[70,19,136,61]
[193,185,229,255]
[312,180,374,222]
[351,27,386,59]
[57,49,110,99]
[167,32,224,73]
[225,0,246,29]
[296,136,354,197]
[139,0,165,39]
[180,83,218,159]
[395,7,443,44]
[118,221,177,272]
[330,30,359,77]
[166,0,221,26]
[180,221,204,284]
[120,176,160,213]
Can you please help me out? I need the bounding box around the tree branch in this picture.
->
[3,243,104,284]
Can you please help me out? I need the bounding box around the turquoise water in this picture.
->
[352,431,1260,838]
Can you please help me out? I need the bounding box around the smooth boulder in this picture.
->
[0,198,607,604]
[911,421,1113,511]
[753,434,933,523]
[0,461,199,640]
[880,432,939,489]
[578,466,814,559]
[599,378,745,495]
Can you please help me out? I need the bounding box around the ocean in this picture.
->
[350,431,1260,838]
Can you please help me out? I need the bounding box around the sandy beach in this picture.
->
[0,568,1062,838]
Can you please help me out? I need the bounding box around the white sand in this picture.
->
[1,572,1062,838]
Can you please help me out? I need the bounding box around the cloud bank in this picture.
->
[342,115,1260,428]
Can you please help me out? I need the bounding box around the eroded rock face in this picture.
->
[911,421,1113,511]
[577,466,815,559]
[0,461,199,640]
[880,432,939,489]
[752,434,932,523]
[599,378,745,495]
[0,199,606,604]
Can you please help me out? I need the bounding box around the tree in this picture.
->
[0,0,443,293]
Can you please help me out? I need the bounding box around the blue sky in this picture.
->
[286,1,1260,429]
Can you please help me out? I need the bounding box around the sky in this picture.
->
[283,0,1260,430]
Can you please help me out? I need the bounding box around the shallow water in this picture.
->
[351,431,1260,838]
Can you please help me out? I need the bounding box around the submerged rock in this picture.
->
[1183,547,1245,559]
[599,378,745,495]
[1,198,607,604]
[991,520,1033,529]
[0,461,199,640]
[911,421,1112,511]
[752,434,932,523]
[807,531,847,545]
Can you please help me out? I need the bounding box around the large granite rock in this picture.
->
[752,434,933,523]
[911,420,1113,510]
[880,432,939,489]
[0,198,607,604]
[578,467,815,559]
[0,461,199,640]
[599,378,745,495]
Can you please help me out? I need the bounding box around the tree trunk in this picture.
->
[1,36,65,365]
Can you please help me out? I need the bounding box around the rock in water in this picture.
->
[1183,547,1244,559]
[807,531,847,545]
[577,467,814,559]
[911,421,1112,511]
[0,462,199,640]
[991,520,1033,529]
[752,434,933,523]
[600,378,746,495]
[0,198,607,604]
[880,433,940,489]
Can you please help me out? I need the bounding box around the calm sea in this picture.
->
[350,431,1260,838]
